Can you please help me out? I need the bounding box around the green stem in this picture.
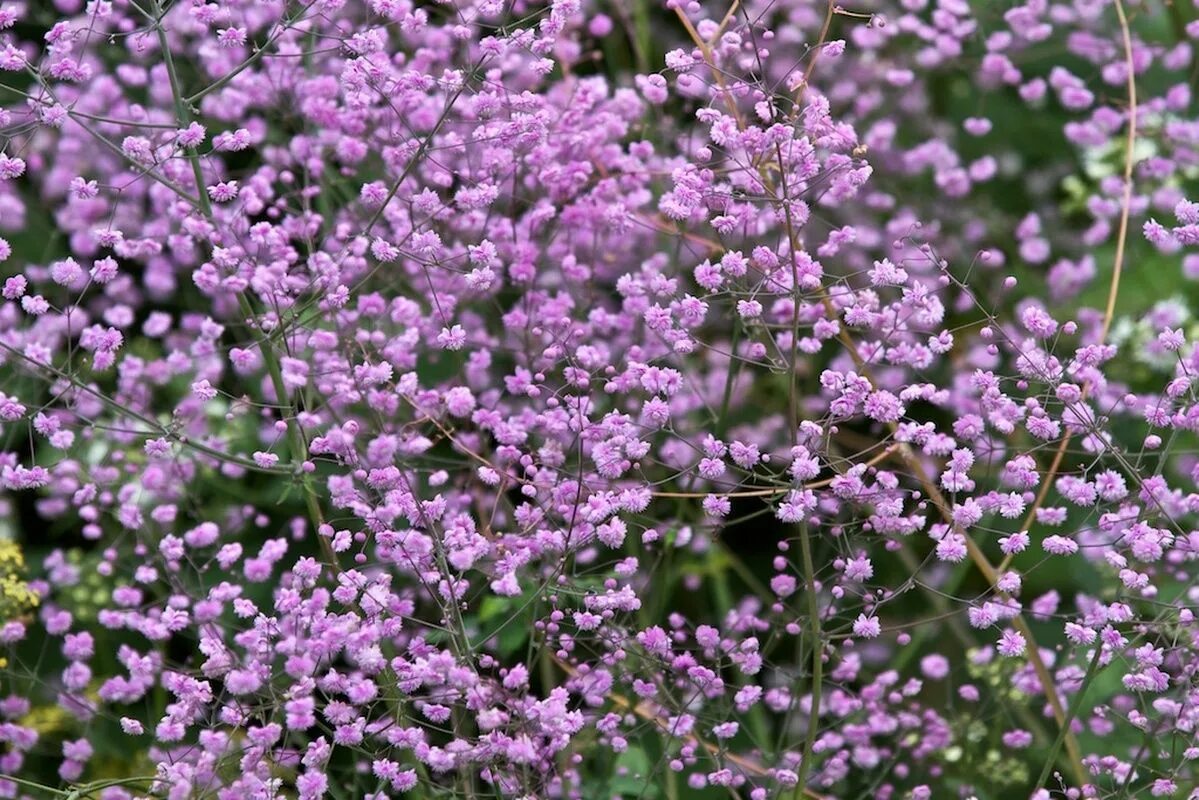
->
[715,322,742,439]
[1034,644,1103,789]
[792,521,822,797]
[149,0,335,570]
[711,563,771,749]
[152,4,213,220]
[237,292,338,569]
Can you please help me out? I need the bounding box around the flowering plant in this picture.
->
[1,0,1198,798]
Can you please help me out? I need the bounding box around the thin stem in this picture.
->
[147,0,337,571]
[1003,0,1138,576]
[186,4,311,106]
[152,4,212,219]
[793,520,823,796]
[791,0,836,112]
[1105,0,1137,345]
[552,656,830,800]
[1034,644,1104,789]
[0,341,292,475]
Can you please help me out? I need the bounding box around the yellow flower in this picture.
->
[0,540,37,622]
[0,539,25,570]
[19,703,72,735]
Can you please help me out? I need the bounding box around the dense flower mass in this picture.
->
[1,0,1199,797]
